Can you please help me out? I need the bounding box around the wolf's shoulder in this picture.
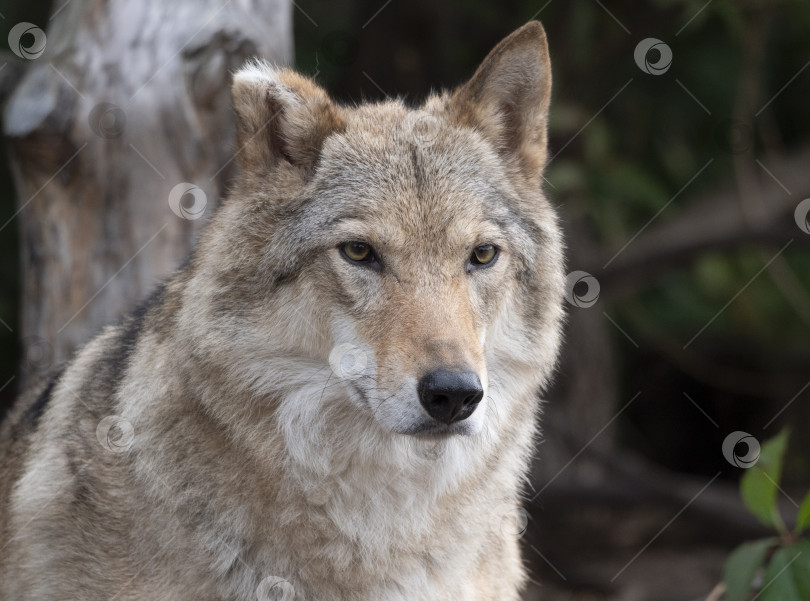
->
[0,274,180,448]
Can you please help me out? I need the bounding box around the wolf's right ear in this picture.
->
[449,22,552,182]
[231,62,345,176]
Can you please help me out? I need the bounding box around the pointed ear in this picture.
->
[231,61,345,176]
[449,22,552,181]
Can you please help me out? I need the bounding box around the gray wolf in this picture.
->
[0,21,564,601]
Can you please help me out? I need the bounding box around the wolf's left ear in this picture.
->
[449,22,552,181]
[231,61,345,176]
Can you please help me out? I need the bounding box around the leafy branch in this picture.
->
[723,431,810,601]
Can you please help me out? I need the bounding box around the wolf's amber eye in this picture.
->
[340,241,375,264]
[470,244,498,267]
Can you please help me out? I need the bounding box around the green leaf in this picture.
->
[794,543,810,598]
[741,469,780,528]
[760,541,810,601]
[756,430,789,477]
[740,430,789,529]
[796,490,810,534]
[724,539,773,601]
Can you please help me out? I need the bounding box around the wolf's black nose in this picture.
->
[418,369,483,425]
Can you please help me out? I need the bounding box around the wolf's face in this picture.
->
[196,23,564,443]
[313,114,550,437]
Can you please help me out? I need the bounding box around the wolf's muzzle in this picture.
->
[417,369,484,425]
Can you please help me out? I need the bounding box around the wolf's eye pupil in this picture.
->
[471,245,497,266]
[342,241,372,262]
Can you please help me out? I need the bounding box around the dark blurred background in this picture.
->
[1,1,809,599]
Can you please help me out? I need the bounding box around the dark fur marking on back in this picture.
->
[24,367,65,427]
[93,282,168,402]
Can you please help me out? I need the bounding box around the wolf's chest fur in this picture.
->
[125,340,535,599]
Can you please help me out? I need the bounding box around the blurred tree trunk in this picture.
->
[4,0,291,383]
[533,210,618,487]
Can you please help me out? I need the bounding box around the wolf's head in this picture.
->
[188,22,564,448]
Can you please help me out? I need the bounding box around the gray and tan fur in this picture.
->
[0,22,565,601]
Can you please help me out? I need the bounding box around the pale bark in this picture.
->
[4,0,291,379]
